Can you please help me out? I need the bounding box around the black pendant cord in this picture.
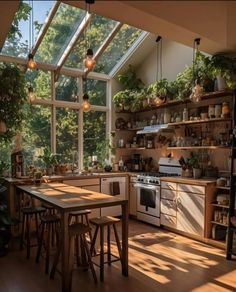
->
[155,36,162,95]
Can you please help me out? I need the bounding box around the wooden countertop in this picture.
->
[4,172,138,184]
[161,176,216,186]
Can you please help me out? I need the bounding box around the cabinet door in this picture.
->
[129,183,137,216]
[177,191,205,237]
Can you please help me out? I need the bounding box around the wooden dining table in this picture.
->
[16,182,129,292]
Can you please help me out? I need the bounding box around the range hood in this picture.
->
[136,124,174,134]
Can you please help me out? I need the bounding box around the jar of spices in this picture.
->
[214,104,222,118]
[208,104,215,119]
[222,102,230,118]
[182,108,189,121]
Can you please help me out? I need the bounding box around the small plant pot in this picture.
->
[193,168,202,179]
[182,169,193,178]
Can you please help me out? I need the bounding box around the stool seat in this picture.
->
[90,216,120,227]
[21,206,46,215]
[69,209,91,216]
[69,223,90,237]
[40,215,60,224]
[42,204,55,210]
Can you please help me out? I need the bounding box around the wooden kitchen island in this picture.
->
[16,183,129,292]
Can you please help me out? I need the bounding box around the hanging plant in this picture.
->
[0,63,27,141]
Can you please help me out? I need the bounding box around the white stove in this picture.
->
[134,158,181,226]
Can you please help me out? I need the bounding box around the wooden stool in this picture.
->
[50,223,97,286]
[42,204,57,215]
[90,216,122,282]
[20,206,46,259]
[36,214,60,274]
[69,210,94,264]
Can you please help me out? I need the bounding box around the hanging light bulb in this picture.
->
[27,1,37,70]
[82,93,91,112]
[83,48,96,71]
[83,0,96,71]
[190,38,203,103]
[27,53,37,69]
[28,85,35,103]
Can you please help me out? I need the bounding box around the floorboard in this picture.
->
[0,219,236,292]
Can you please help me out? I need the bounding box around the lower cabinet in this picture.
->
[161,181,206,238]
[129,182,137,216]
[176,191,205,237]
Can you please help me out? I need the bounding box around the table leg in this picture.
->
[61,211,70,292]
[121,201,129,277]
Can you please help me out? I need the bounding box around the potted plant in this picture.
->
[39,147,57,175]
[147,78,170,105]
[117,64,144,90]
[186,152,202,179]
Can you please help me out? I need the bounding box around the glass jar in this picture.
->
[182,108,189,121]
[214,104,222,118]
[164,110,171,124]
[222,102,230,118]
[208,104,215,118]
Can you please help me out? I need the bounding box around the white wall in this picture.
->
[136,38,193,85]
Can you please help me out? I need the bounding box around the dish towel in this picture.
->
[110,181,120,196]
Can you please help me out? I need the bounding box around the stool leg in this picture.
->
[36,222,45,263]
[100,226,104,282]
[45,222,51,274]
[35,213,40,244]
[69,235,74,292]
[81,233,97,283]
[113,225,122,262]
[75,234,80,267]
[107,225,111,266]
[26,215,30,259]
[20,214,26,250]
[90,226,99,255]
[50,232,62,279]
[85,214,93,244]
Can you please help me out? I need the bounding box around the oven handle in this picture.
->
[134,183,160,191]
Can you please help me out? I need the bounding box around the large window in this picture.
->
[83,111,107,168]
[21,104,51,168]
[56,75,78,102]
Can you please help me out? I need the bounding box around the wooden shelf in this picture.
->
[115,90,233,114]
[216,186,230,190]
[116,147,146,151]
[211,203,229,208]
[169,117,231,127]
[211,221,228,227]
[115,128,143,132]
[167,146,230,150]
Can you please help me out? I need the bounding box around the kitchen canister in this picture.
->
[208,104,215,118]
[214,104,222,118]
[222,102,230,118]
[164,110,171,124]
[182,108,189,121]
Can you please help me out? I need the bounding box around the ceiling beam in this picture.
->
[0,1,20,51]
[54,12,93,81]
[31,1,61,57]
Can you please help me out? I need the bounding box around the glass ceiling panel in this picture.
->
[1,1,54,58]
[95,25,143,74]
[65,15,118,69]
[35,3,86,65]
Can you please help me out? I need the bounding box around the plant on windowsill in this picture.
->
[38,147,57,175]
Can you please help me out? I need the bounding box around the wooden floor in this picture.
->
[0,219,236,292]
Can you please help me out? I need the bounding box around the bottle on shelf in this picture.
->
[118,157,124,171]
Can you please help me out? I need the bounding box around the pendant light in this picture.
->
[154,36,165,106]
[190,38,203,103]
[83,0,96,71]
[27,0,37,70]
[82,77,91,112]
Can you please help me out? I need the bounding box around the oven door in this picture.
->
[134,183,160,217]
